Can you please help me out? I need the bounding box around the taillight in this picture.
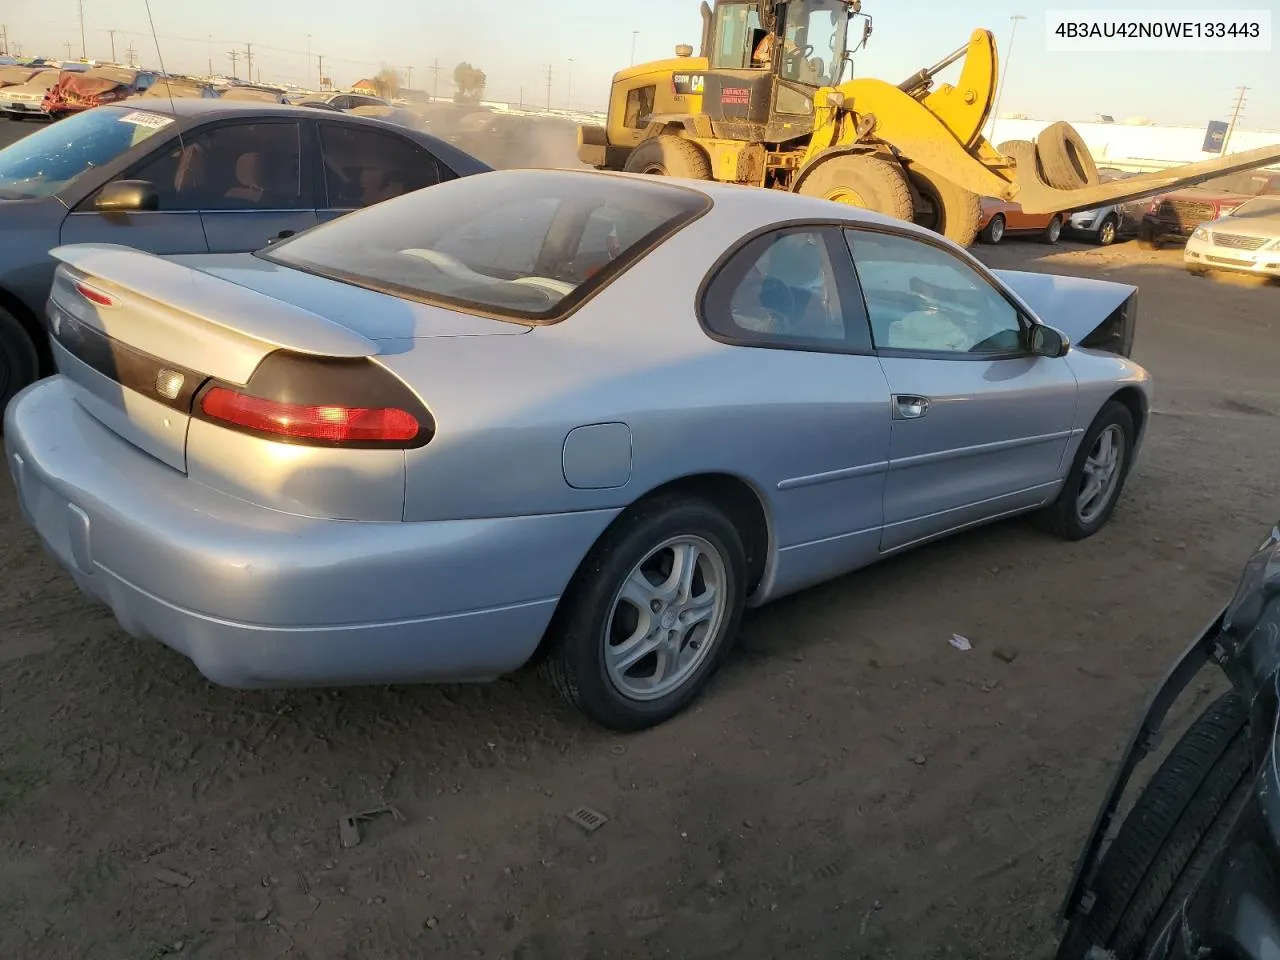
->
[193,351,435,449]
[74,281,115,307]
[201,388,420,443]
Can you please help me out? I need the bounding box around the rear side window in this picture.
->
[319,123,441,209]
[262,169,709,322]
[700,226,870,351]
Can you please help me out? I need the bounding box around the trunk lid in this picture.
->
[46,243,504,475]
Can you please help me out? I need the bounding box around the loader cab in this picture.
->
[702,0,851,136]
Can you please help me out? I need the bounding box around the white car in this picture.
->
[0,69,58,119]
[1184,196,1280,280]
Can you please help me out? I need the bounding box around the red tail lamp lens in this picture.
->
[200,387,420,443]
[74,282,115,307]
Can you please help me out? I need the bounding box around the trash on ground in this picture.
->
[339,804,406,849]
[949,634,973,652]
[153,868,194,888]
[566,805,609,834]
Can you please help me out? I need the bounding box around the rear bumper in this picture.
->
[1185,235,1280,277]
[4,377,619,688]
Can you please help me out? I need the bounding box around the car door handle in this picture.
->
[893,395,931,420]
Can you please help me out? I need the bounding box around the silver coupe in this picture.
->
[4,168,1151,730]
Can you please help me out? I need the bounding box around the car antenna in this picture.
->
[142,0,187,164]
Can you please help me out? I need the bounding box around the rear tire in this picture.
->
[0,305,40,417]
[905,164,982,247]
[1035,400,1135,540]
[1036,121,1099,190]
[1041,215,1063,244]
[1056,693,1251,960]
[623,135,712,181]
[978,213,1005,244]
[540,495,748,731]
[796,154,914,224]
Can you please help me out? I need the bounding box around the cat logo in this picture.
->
[672,73,705,96]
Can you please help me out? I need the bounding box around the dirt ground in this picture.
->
[4,118,1280,957]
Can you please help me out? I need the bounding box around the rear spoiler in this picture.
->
[49,243,377,360]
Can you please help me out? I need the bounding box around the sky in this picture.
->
[6,0,1279,129]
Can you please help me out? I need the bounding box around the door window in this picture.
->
[318,123,441,209]
[846,230,1024,355]
[120,121,305,211]
[711,3,763,69]
[701,227,869,350]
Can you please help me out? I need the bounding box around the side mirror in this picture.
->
[1029,323,1070,358]
[93,179,159,213]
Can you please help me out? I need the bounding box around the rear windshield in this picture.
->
[260,169,710,322]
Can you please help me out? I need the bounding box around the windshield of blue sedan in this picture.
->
[0,106,173,199]
[262,169,710,322]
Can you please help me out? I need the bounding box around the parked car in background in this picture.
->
[976,196,1066,244]
[218,84,288,104]
[136,76,221,100]
[0,68,58,119]
[1183,195,1280,280]
[1066,168,1148,246]
[0,99,491,409]
[6,169,1150,730]
[297,91,391,111]
[1055,523,1280,960]
[1139,169,1280,247]
[41,65,156,118]
[0,65,45,91]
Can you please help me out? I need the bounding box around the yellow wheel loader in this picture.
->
[577,0,1280,247]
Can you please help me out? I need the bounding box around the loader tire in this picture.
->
[1036,121,1099,190]
[623,135,712,181]
[906,164,983,247]
[796,154,913,224]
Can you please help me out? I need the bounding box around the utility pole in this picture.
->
[545,63,553,111]
[317,54,325,88]
[567,58,574,108]
[13,41,22,57]
[403,65,412,89]
[429,58,440,101]
[306,34,312,86]
[228,48,240,79]
[1221,86,1248,156]
[1,24,9,57]
[987,14,1025,140]
[78,0,86,59]
[245,44,253,83]
[207,34,213,76]
[107,29,116,63]
[63,41,74,60]
[631,31,640,64]
[125,41,136,66]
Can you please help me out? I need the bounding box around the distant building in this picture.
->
[351,78,378,94]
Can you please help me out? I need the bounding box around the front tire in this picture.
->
[1096,214,1118,246]
[1056,693,1251,960]
[541,495,748,731]
[0,305,40,416]
[796,154,914,224]
[623,135,712,181]
[1036,400,1135,540]
[1041,215,1063,244]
